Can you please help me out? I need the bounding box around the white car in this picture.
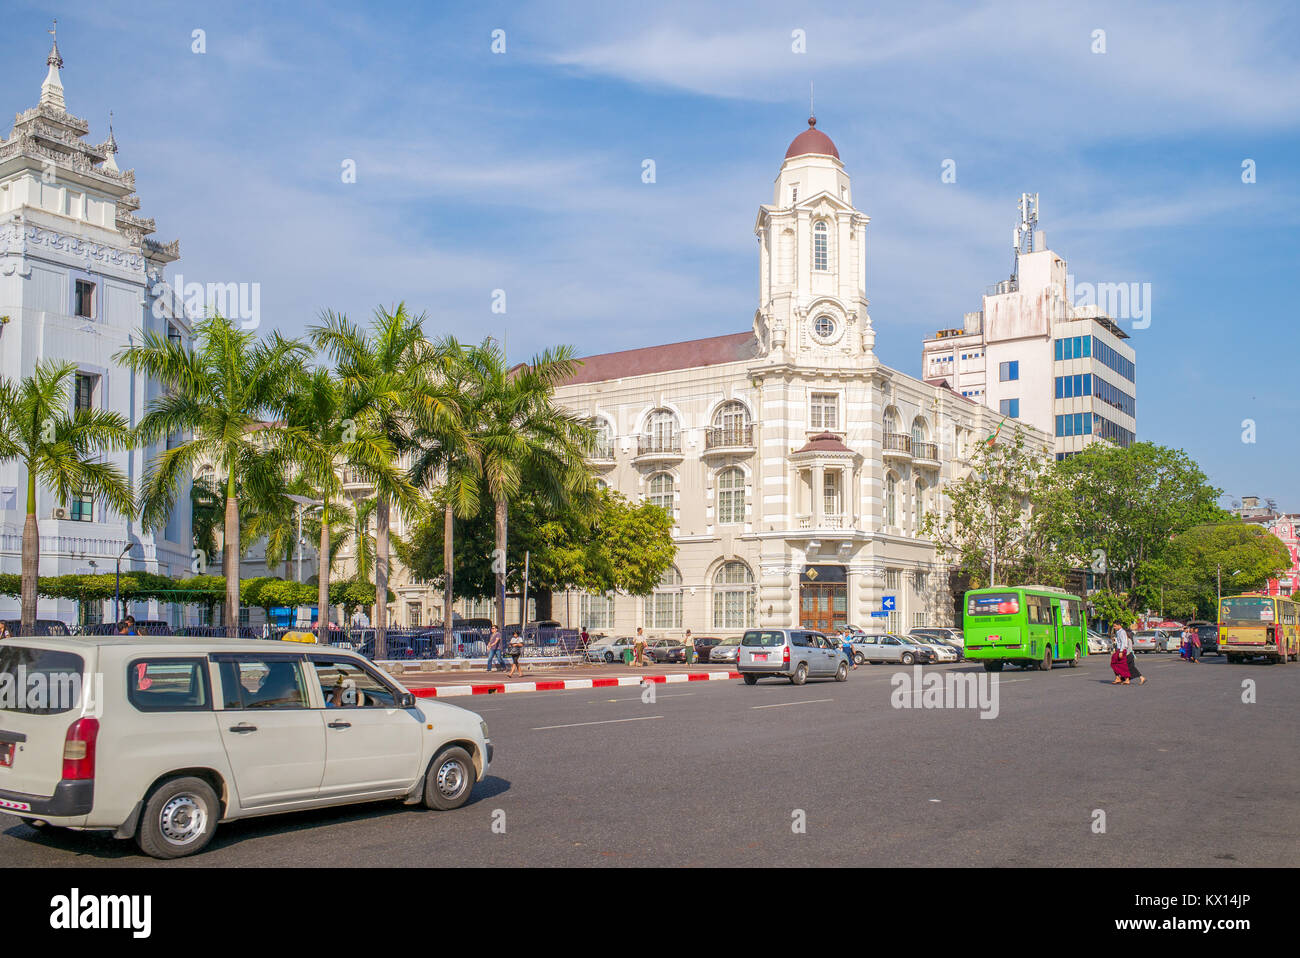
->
[585,636,637,663]
[0,636,491,859]
[1086,630,1111,654]
[905,633,959,662]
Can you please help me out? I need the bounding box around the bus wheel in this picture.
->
[1068,646,1081,668]
[1041,647,1053,671]
[983,661,1003,673]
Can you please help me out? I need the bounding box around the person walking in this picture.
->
[1187,625,1201,663]
[1109,625,1131,684]
[633,627,647,667]
[840,628,858,669]
[683,629,695,666]
[507,631,524,677]
[485,626,506,673]
[1117,621,1145,685]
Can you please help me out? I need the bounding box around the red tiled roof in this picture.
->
[563,331,759,386]
[794,431,853,455]
[785,117,840,160]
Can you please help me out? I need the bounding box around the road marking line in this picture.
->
[751,698,834,710]
[532,716,664,730]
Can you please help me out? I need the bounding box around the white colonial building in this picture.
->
[0,32,194,625]
[549,118,1050,637]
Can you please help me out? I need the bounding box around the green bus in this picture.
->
[962,586,1088,672]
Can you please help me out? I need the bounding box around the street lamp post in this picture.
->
[113,543,131,624]
[284,494,324,629]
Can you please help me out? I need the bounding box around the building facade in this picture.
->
[921,194,1137,460]
[0,33,194,625]
[1232,496,1300,599]
[549,118,1050,638]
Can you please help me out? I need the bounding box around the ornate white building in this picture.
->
[0,31,193,625]
[549,118,1051,636]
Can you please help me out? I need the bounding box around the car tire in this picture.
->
[901,652,915,665]
[135,776,219,860]
[983,661,1003,672]
[853,651,865,665]
[423,746,476,811]
[743,674,758,685]
[835,661,848,682]
[791,662,808,686]
[604,652,614,663]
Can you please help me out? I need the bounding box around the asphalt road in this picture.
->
[4,652,1296,867]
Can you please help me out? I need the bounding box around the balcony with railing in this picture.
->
[882,432,913,460]
[912,440,939,466]
[588,440,616,469]
[703,424,755,456]
[634,433,683,463]
[796,514,850,532]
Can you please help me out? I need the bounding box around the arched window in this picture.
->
[712,400,750,432]
[592,419,614,459]
[911,417,928,444]
[716,468,746,524]
[885,472,898,527]
[648,473,674,516]
[646,408,679,453]
[713,561,755,630]
[647,566,683,630]
[813,315,836,340]
[813,220,828,271]
[883,407,899,435]
[595,478,608,491]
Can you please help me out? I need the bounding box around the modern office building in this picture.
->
[0,31,193,625]
[921,194,1137,459]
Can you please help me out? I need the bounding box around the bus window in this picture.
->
[1025,595,1052,624]
[1220,596,1274,622]
[1060,600,1075,626]
[968,593,1019,616]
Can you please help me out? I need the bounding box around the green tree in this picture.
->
[1058,442,1227,611]
[310,305,453,656]
[0,361,135,631]
[1146,521,1290,620]
[921,428,1075,589]
[118,315,309,635]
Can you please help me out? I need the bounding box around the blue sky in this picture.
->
[5,0,1298,509]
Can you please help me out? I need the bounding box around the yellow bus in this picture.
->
[1218,594,1300,664]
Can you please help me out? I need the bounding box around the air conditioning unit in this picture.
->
[52,507,69,520]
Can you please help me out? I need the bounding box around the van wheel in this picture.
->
[835,662,849,682]
[791,663,808,686]
[742,674,758,685]
[853,651,865,665]
[136,776,219,860]
[983,661,1003,672]
[424,746,476,811]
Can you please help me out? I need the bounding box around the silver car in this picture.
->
[850,633,937,665]
[710,638,742,663]
[1131,630,1160,653]
[737,629,849,685]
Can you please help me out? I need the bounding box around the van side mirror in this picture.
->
[397,691,416,709]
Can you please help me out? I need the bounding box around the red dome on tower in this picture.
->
[785,116,839,160]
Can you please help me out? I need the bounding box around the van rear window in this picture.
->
[0,646,85,715]
[742,631,785,647]
[127,658,211,712]
[968,593,1020,616]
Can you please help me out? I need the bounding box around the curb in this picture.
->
[410,670,742,698]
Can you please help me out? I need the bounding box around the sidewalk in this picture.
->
[389,662,741,698]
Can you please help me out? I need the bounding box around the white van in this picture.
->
[0,636,492,858]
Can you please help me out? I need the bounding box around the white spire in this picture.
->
[103,111,119,172]
[41,19,66,112]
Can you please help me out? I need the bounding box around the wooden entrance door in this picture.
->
[800,582,847,633]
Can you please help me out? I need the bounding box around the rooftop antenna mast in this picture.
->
[1011,192,1039,281]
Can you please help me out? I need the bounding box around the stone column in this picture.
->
[812,462,825,527]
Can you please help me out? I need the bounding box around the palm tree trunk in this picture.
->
[223,478,240,638]
[494,496,507,631]
[20,471,38,633]
[443,499,454,658]
[375,495,390,659]
[318,504,331,643]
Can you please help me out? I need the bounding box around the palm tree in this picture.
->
[0,361,135,632]
[470,341,595,630]
[117,315,309,635]
[310,305,455,656]
[408,337,485,654]
[278,365,413,634]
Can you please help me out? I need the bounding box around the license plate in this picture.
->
[752,653,767,661]
[0,741,14,768]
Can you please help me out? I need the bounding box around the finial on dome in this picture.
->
[808,115,817,128]
[41,19,67,111]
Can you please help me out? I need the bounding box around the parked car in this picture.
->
[644,639,687,664]
[737,629,849,685]
[904,630,958,662]
[908,628,964,660]
[1157,629,1184,652]
[691,636,724,662]
[0,636,491,859]
[1,619,70,638]
[1131,630,1160,653]
[709,637,742,663]
[1188,621,1219,655]
[912,627,965,650]
[847,632,936,666]
[585,636,637,663]
[1086,630,1111,654]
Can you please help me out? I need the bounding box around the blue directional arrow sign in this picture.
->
[882,595,896,611]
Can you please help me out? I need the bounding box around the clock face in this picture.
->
[813,315,837,342]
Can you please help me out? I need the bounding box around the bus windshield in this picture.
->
[968,593,1020,616]
[1220,596,1274,623]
